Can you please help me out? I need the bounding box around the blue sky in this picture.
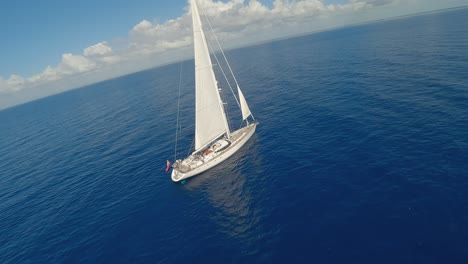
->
[1,0,468,110]
[0,0,188,77]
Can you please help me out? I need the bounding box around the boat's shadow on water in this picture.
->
[178,135,266,257]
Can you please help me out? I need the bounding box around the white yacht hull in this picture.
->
[171,123,257,182]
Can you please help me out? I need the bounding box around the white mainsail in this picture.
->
[191,0,230,151]
[237,85,252,120]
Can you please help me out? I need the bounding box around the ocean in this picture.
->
[1,7,468,263]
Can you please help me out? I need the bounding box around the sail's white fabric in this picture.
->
[237,85,252,120]
[191,0,230,150]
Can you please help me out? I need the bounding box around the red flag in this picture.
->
[165,160,171,172]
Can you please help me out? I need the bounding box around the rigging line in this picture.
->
[202,37,233,131]
[202,9,239,87]
[199,4,241,110]
[187,138,195,157]
[174,59,184,161]
[205,39,233,132]
[210,44,241,110]
[207,39,240,109]
[201,5,256,121]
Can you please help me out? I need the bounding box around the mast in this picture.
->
[191,0,231,151]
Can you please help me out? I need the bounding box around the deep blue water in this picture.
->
[1,8,468,263]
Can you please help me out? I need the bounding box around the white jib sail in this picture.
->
[237,85,252,120]
[191,0,230,151]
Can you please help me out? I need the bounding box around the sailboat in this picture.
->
[171,0,258,182]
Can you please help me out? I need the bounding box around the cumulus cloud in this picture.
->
[1,53,96,94]
[0,75,26,93]
[84,42,112,56]
[0,0,462,109]
[61,54,96,73]
[129,17,192,52]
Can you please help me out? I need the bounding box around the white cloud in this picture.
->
[84,42,112,56]
[1,53,97,94]
[129,16,191,52]
[132,20,153,32]
[1,0,466,109]
[0,75,25,93]
[61,53,96,73]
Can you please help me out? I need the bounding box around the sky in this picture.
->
[1,0,467,110]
